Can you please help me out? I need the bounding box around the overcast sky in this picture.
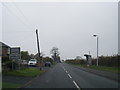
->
[0,1,118,59]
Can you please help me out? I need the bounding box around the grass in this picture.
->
[2,82,22,88]
[2,68,46,77]
[68,63,119,73]
[88,65,119,73]
[0,82,2,89]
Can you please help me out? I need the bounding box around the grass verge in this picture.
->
[87,65,119,73]
[2,82,22,88]
[2,68,46,77]
[68,63,119,73]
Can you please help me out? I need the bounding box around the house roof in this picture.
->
[0,41,10,48]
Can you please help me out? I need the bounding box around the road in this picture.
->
[24,63,119,89]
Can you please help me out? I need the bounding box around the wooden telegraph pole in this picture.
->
[36,29,42,70]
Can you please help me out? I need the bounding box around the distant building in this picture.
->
[0,42,10,57]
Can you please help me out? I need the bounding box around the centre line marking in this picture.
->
[65,70,68,73]
[62,67,65,70]
[68,74,72,79]
[64,69,66,71]
[73,81,80,90]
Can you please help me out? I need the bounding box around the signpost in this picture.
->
[10,47,21,70]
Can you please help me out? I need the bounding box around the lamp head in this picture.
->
[93,35,97,37]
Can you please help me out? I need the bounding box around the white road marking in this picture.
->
[62,66,66,71]
[68,73,72,79]
[63,68,66,71]
[62,64,81,90]
[73,81,81,90]
[65,70,68,73]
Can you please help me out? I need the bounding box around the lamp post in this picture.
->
[93,34,99,66]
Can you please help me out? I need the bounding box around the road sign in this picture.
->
[10,47,21,60]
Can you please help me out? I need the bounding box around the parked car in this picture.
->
[45,62,51,67]
[28,59,37,66]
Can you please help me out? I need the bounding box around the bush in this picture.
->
[66,55,119,68]
[65,59,86,65]
[91,55,119,67]
[2,56,9,63]
[4,60,18,70]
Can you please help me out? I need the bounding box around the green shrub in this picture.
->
[92,55,119,67]
[4,60,18,70]
[66,55,119,68]
[65,59,86,65]
[2,56,9,63]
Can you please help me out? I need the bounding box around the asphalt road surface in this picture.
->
[24,63,119,89]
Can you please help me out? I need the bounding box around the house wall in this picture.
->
[0,46,1,57]
[2,46,10,57]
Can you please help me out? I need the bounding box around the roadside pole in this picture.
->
[36,29,42,70]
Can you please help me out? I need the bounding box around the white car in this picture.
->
[28,59,37,66]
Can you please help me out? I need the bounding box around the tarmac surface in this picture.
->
[67,63,119,82]
[2,63,119,89]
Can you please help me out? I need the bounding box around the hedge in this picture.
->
[66,55,119,67]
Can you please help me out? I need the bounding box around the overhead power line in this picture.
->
[2,2,35,31]
[12,2,35,29]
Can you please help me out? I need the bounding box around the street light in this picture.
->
[93,34,99,66]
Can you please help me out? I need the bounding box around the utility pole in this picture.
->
[36,29,42,70]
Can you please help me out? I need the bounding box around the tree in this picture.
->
[50,47,61,62]
[21,51,29,60]
[42,56,53,64]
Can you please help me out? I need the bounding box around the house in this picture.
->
[0,41,10,57]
